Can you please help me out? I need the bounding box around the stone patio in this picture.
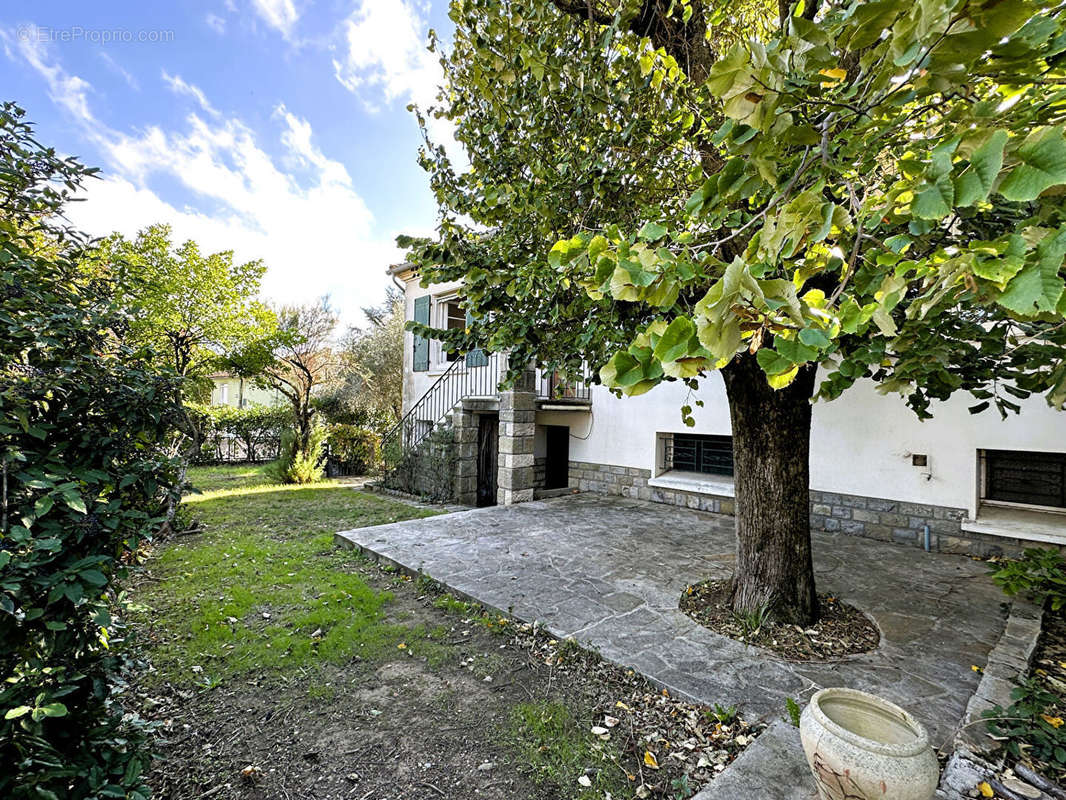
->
[335,492,1010,748]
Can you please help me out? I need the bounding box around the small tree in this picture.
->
[410,0,1066,624]
[243,299,338,479]
[327,289,404,431]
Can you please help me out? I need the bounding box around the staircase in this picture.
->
[380,351,502,470]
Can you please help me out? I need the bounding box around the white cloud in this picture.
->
[205,13,226,34]
[162,71,221,117]
[251,0,299,38]
[332,0,440,112]
[99,52,139,90]
[6,30,96,124]
[6,34,402,324]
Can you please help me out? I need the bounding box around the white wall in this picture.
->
[401,274,1066,519]
[543,372,1066,519]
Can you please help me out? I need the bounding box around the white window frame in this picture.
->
[430,292,465,372]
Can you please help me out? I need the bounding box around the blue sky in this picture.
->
[1,1,455,325]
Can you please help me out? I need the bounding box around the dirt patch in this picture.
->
[679,579,879,661]
[132,568,757,800]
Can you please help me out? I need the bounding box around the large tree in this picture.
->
[409,0,1066,623]
[92,223,275,400]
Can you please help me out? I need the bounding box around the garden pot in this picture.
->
[800,687,939,800]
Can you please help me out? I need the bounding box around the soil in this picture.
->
[679,579,880,661]
[131,566,757,800]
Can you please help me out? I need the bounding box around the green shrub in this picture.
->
[1,102,183,799]
[188,403,289,464]
[989,548,1066,612]
[327,424,380,475]
[272,426,328,484]
[984,678,1066,778]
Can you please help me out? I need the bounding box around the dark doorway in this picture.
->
[476,415,499,507]
[544,425,570,490]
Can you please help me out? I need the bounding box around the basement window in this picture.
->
[981,449,1066,510]
[665,434,734,477]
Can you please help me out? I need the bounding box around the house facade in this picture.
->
[208,373,283,408]
[388,263,1066,556]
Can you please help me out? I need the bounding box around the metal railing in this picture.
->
[380,354,594,471]
[536,367,593,401]
[380,351,503,467]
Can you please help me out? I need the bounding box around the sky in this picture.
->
[1,0,455,327]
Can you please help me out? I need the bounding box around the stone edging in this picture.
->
[361,481,471,513]
[938,597,1045,800]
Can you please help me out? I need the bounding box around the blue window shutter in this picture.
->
[465,307,487,367]
[413,295,430,372]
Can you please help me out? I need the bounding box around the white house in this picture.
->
[207,373,283,408]
[387,263,1066,556]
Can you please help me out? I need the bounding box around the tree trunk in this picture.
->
[721,351,818,625]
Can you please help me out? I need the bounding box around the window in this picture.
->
[665,434,734,476]
[441,299,465,363]
[219,384,229,405]
[983,449,1066,509]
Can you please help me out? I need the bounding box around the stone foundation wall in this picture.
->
[569,459,1034,557]
[382,427,458,503]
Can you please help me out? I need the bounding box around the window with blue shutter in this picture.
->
[413,295,430,372]
[465,307,488,367]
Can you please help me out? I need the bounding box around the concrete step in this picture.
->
[692,720,817,800]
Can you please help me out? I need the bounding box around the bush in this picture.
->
[327,425,380,476]
[272,426,328,484]
[1,103,184,799]
[188,403,289,464]
[984,678,1066,778]
[989,548,1066,612]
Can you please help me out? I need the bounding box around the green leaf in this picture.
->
[756,348,793,375]
[798,328,832,349]
[653,317,696,363]
[954,130,1008,206]
[79,569,108,587]
[63,494,87,514]
[4,706,31,720]
[997,228,1066,315]
[912,172,954,219]
[638,221,668,242]
[999,127,1066,202]
[38,702,67,718]
[34,495,54,517]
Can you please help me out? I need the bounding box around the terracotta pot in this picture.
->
[800,687,939,800]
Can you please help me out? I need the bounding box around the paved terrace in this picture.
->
[336,492,1008,747]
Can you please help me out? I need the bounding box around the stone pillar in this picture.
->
[498,363,537,505]
[452,407,478,506]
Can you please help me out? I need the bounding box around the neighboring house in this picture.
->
[387,263,1066,555]
[208,373,283,408]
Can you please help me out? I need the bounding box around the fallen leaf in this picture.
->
[591,726,609,735]
[577,775,592,787]
[397,643,407,649]
[977,781,994,798]
[643,751,659,770]
[603,715,620,727]
[1041,713,1064,728]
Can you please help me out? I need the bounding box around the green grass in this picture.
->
[185,463,275,494]
[133,465,444,684]
[508,701,630,799]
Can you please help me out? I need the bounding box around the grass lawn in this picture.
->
[127,466,747,800]
[138,469,441,685]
